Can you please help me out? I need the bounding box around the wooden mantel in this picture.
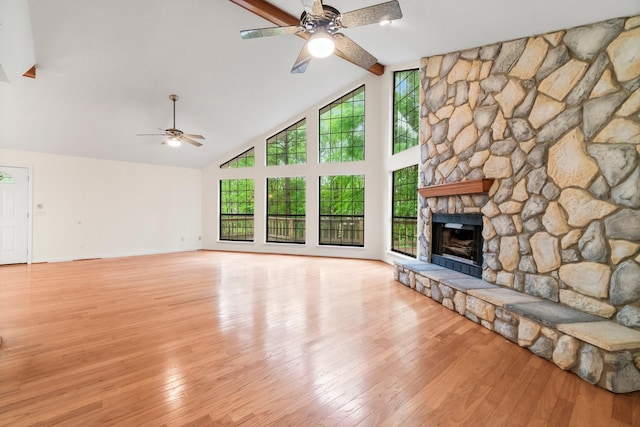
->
[417,179,494,198]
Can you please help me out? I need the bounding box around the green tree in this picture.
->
[393,69,419,154]
[319,86,365,163]
[220,179,254,214]
[319,175,364,216]
[267,119,306,166]
[220,178,254,241]
[392,165,418,256]
[220,147,255,169]
[267,177,305,215]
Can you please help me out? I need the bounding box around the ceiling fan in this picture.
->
[137,95,205,147]
[239,0,402,73]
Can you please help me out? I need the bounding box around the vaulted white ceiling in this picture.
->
[1,0,638,168]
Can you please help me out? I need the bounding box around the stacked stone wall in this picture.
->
[418,16,640,329]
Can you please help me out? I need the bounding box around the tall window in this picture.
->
[220,179,254,241]
[319,175,364,247]
[266,177,306,244]
[393,69,419,154]
[319,86,365,163]
[392,165,418,257]
[220,147,255,168]
[267,119,306,166]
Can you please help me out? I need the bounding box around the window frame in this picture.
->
[266,176,306,244]
[266,119,307,166]
[392,69,420,155]
[319,85,366,164]
[391,165,418,257]
[219,178,255,242]
[220,147,255,169]
[318,174,365,247]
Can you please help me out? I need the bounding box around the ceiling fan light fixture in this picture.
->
[307,31,335,58]
[167,137,181,147]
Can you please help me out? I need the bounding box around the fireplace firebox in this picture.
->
[431,213,483,278]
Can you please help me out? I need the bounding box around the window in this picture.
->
[220,147,255,168]
[392,165,418,257]
[0,171,14,183]
[393,69,420,154]
[319,175,364,246]
[266,177,306,244]
[319,85,365,163]
[220,179,254,241]
[267,119,306,166]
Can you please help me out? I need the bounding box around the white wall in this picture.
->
[0,148,202,262]
[202,63,420,263]
[1,64,420,264]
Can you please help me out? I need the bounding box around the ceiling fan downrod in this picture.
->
[169,94,179,130]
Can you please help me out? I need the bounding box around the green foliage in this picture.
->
[267,177,305,215]
[220,179,254,214]
[392,165,418,217]
[319,86,365,163]
[319,175,365,216]
[220,147,255,169]
[392,165,418,256]
[267,119,306,166]
[393,69,419,154]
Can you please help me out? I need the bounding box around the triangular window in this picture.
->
[0,171,15,183]
[220,147,255,168]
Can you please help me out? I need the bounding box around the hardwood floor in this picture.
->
[0,251,638,426]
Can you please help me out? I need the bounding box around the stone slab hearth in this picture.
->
[394,260,640,393]
[509,301,603,327]
[557,322,640,352]
[467,287,542,306]
[440,277,498,291]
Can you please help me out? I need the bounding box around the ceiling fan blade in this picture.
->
[241,25,301,39]
[333,33,378,70]
[339,0,402,28]
[291,42,312,74]
[310,0,324,16]
[137,133,166,136]
[181,136,203,147]
[183,133,205,140]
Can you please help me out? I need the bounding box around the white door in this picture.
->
[0,166,29,264]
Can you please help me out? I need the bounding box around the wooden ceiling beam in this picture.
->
[230,0,299,27]
[229,0,384,76]
[23,65,36,79]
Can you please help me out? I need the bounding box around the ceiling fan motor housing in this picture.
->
[166,128,183,137]
[301,5,341,34]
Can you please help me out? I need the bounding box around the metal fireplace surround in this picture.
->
[431,213,483,278]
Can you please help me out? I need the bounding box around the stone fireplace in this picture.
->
[417,14,640,328]
[396,14,640,392]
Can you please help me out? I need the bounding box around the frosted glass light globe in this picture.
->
[308,32,335,58]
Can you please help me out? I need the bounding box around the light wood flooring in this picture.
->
[0,251,638,426]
